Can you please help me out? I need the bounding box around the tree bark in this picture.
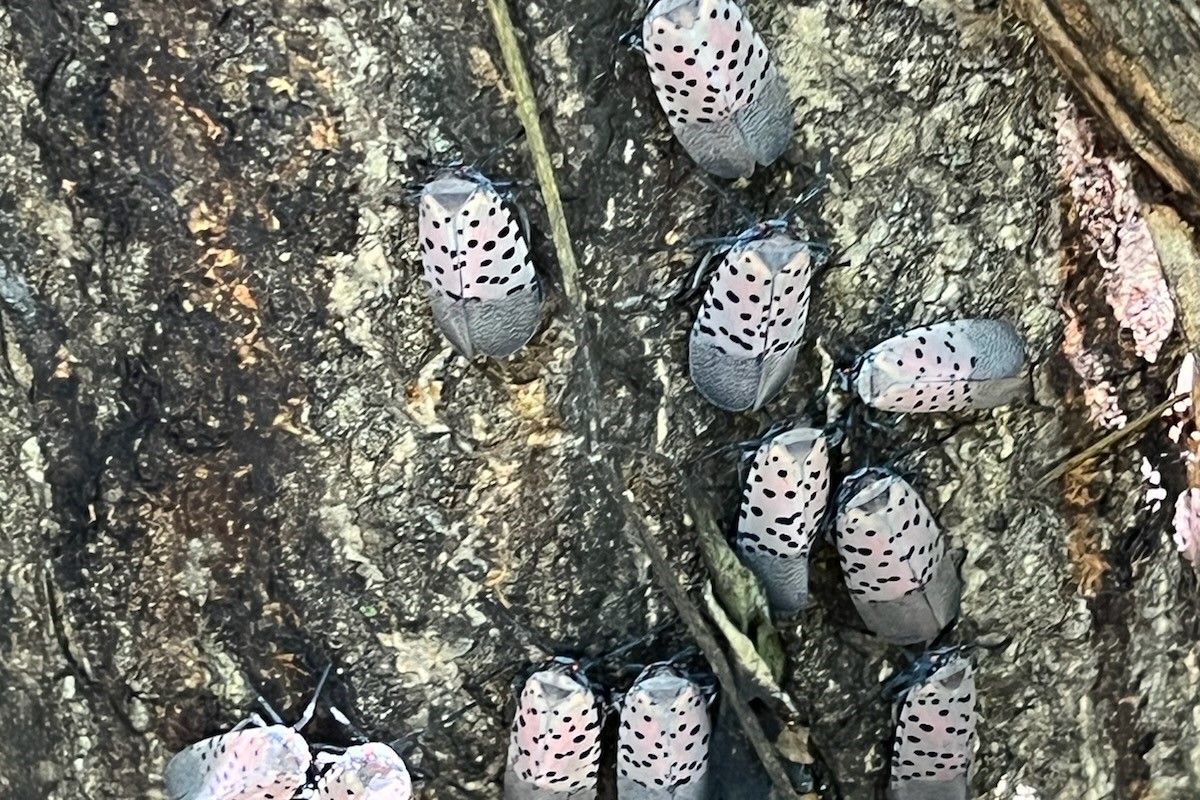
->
[1011,0,1200,206]
[0,1,1197,800]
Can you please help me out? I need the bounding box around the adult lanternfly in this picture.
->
[689,224,819,411]
[642,0,793,178]
[419,168,543,358]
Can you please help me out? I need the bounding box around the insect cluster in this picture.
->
[714,286,1025,793]
[696,155,1028,799]
[630,4,1024,796]
[163,674,413,800]
[706,237,1028,793]
[408,0,1023,794]
[413,0,802,361]
[165,0,1028,798]
[724,328,1019,798]
[504,656,716,800]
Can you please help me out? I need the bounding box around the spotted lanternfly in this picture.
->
[164,668,333,800]
[889,651,977,800]
[419,168,542,359]
[642,0,792,178]
[314,742,413,800]
[163,718,311,800]
[833,468,961,645]
[734,426,830,614]
[690,226,817,411]
[853,319,1027,413]
[504,659,602,799]
[617,662,715,800]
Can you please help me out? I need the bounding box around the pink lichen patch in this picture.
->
[1060,302,1126,429]
[1055,97,1175,364]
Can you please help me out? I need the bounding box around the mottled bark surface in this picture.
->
[0,1,1197,800]
[1011,0,1200,205]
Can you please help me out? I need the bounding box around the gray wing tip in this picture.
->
[738,550,811,614]
[162,747,202,800]
[433,288,543,359]
[754,349,798,408]
[739,69,794,168]
[688,337,767,411]
[855,558,962,645]
[674,119,757,179]
[505,773,597,800]
[889,775,969,800]
[430,292,477,358]
[974,376,1031,408]
[697,157,755,180]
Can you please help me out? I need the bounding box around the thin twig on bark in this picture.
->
[1038,393,1185,486]
[485,4,799,796]
[484,0,584,310]
[610,471,803,800]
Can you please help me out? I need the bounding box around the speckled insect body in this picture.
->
[689,226,817,411]
[734,426,830,614]
[889,651,977,800]
[853,319,1028,413]
[642,0,792,178]
[314,742,413,800]
[505,659,603,799]
[617,663,715,799]
[419,168,542,359]
[163,720,311,800]
[833,468,961,645]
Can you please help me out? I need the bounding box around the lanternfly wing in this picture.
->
[617,664,715,800]
[642,0,791,178]
[689,229,815,411]
[313,742,413,800]
[694,239,775,357]
[735,426,830,613]
[854,319,1027,413]
[505,661,602,799]
[163,725,310,800]
[419,172,533,302]
[754,232,815,404]
[834,468,962,645]
[835,469,944,601]
[889,653,977,800]
[419,169,541,358]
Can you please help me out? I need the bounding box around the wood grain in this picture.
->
[1011,0,1200,203]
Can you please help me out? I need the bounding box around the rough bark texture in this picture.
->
[1011,0,1200,206]
[0,1,1197,800]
